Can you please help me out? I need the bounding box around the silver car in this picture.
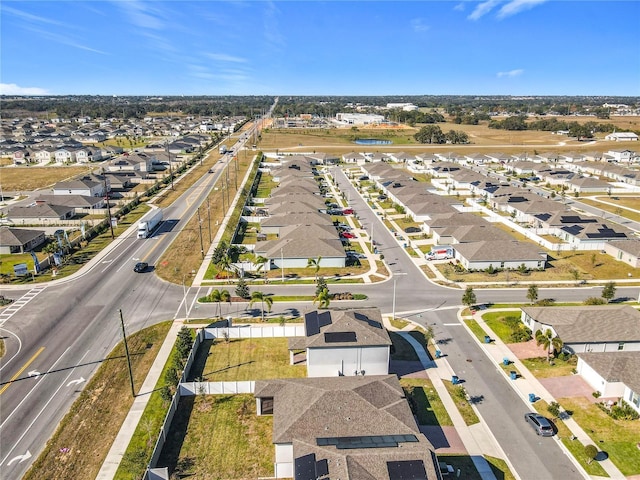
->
[524,413,554,436]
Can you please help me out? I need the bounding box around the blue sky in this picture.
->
[2,1,639,96]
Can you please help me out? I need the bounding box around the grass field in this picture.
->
[0,165,95,191]
[0,253,35,275]
[156,151,254,285]
[579,198,640,223]
[187,338,306,381]
[400,378,453,426]
[442,380,480,426]
[23,321,172,480]
[520,356,577,378]
[157,394,274,479]
[557,397,640,476]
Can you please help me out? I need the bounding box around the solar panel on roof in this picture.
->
[324,332,357,343]
[387,460,427,480]
[316,434,418,450]
[295,453,317,480]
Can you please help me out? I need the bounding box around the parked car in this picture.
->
[340,232,356,239]
[346,251,365,259]
[404,226,421,233]
[133,262,148,273]
[359,175,369,181]
[342,208,354,215]
[328,209,343,215]
[524,413,554,436]
[377,194,387,201]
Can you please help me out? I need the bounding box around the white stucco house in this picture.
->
[288,308,392,378]
[576,352,640,415]
[520,305,640,354]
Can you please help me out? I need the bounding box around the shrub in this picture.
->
[584,444,598,464]
[535,298,556,306]
[610,403,640,420]
[584,296,606,305]
[592,391,601,399]
[547,401,561,418]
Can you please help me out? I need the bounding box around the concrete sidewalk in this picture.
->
[468,312,625,479]
[96,319,185,480]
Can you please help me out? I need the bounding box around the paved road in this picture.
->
[2,137,637,479]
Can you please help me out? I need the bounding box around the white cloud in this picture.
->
[205,53,247,63]
[263,1,285,50]
[468,0,501,20]
[497,69,524,77]
[454,3,466,11]
[115,0,165,30]
[0,83,49,95]
[1,5,65,26]
[497,0,548,19]
[411,18,430,32]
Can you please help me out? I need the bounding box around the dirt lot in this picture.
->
[0,165,96,191]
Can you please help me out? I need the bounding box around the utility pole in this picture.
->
[119,309,136,397]
[166,141,174,190]
[197,207,204,258]
[207,197,212,243]
[104,176,115,239]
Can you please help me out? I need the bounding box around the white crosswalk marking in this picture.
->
[0,286,47,327]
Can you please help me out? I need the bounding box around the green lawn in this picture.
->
[389,332,419,361]
[558,397,640,476]
[443,380,480,426]
[157,394,274,479]
[485,456,517,480]
[389,317,409,329]
[0,253,35,275]
[400,378,453,426]
[187,338,306,381]
[464,318,489,343]
[533,399,610,477]
[521,356,577,378]
[481,312,516,343]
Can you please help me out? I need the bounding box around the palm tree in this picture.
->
[216,253,233,281]
[43,242,58,269]
[313,287,331,309]
[535,329,563,363]
[254,255,269,282]
[249,291,273,322]
[307,256,322,280]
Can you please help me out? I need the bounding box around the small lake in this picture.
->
[354,138,392,145]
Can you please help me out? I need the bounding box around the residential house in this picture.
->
[602,239,640,268]
[453,240,547,271]
[254,374,441,479]
[53,175,107,197]
[0,226,46,254]
[342,152,367,165]
[576,352,640,415]
[558,222,633,249]
[566,176,611,194]
[520,305,640,354]
[288,308,392,377]
[7,203,75,225]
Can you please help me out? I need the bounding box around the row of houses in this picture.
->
[337,149,639,166]
[1,114,244,154]
[249,156,347,269]
[7,133,213,166]
[360,162,549,271]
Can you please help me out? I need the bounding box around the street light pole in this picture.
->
[391,272,408,321]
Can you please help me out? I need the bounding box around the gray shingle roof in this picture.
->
[454,240,546,262]
[254,375,439,480]
[578,352,640,393]
[522,305,640,343]
[0,226,45,246]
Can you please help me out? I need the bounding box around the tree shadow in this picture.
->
[156,395,195,475]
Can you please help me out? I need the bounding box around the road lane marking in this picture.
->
[0,346,45,395]
[0,349,90,467]
[442,323,461,326]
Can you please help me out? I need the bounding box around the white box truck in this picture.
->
[137,209,163,238]
[219,144,228,154]
[425,245,453,261]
